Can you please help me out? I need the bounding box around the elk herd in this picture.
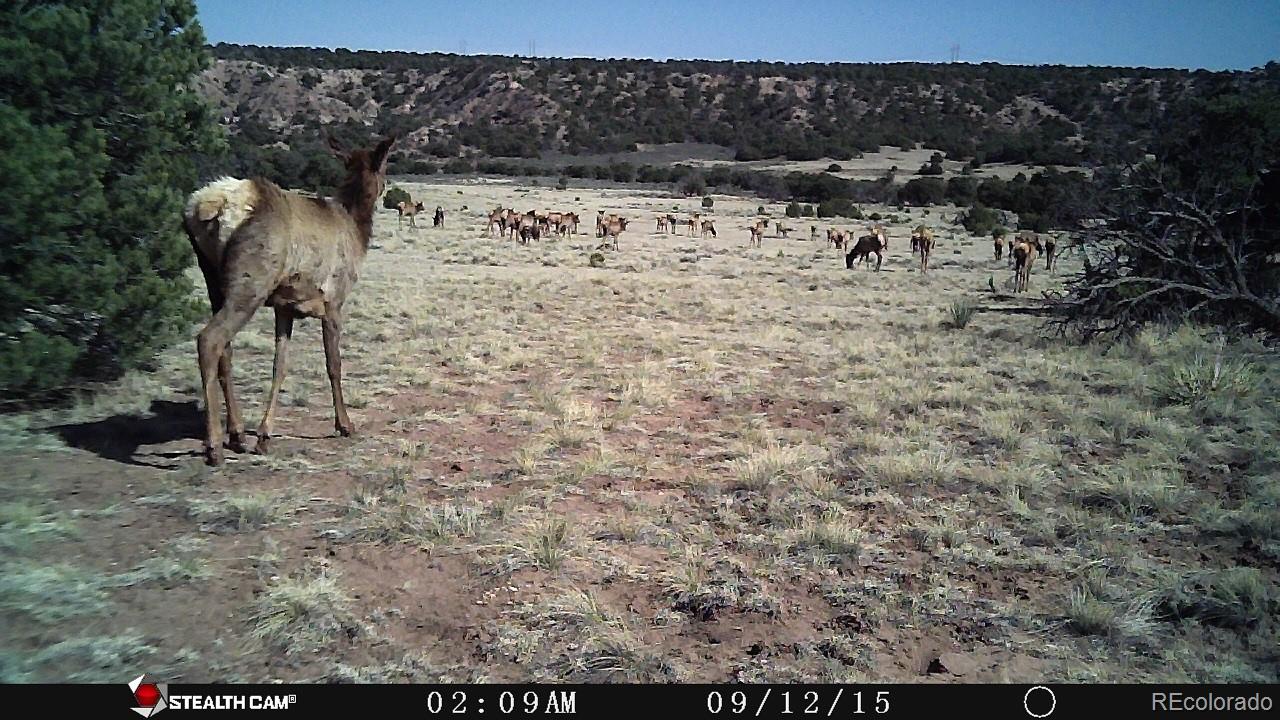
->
[180,131,1068,469]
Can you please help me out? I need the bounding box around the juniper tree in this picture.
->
[0,0,222,396]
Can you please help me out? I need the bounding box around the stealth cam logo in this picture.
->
[129,674,168,717]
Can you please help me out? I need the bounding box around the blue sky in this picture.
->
[196,0,1280,70]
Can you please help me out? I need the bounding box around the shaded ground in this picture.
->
[2,181,1275,683]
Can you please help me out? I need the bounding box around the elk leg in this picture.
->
[220,345,247,452]
[322,315,355,437]
[196,303,258,466]
[254,308,295,455]
[200,274,247,453]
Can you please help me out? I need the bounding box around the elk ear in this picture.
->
[372,134,396,172]
[326,135,347,159]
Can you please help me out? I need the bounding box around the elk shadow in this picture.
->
[50,400,204,469]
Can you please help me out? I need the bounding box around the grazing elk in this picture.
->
[656,215,668,233]
[845,226,887,271]
[701,220,717,239]
[182,133,396,466]
[397,200,425,227]
[775,222,790,239]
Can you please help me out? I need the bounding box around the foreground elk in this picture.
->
[182,134,396,465]
[701,220,717,239]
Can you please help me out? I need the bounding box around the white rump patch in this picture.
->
[184,177,257,264]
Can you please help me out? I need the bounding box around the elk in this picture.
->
[871,223,888,251]
[656,215,668,233]
[433,206,445,228]
[915,227,935,274]
[1043,234,1058,271]
[911,224,931,255]
[486,207,507,237]
[1012,233,1041,293]
[810,225,819,242]
[993,229,1006,261]
[775,222,790,239]
[701,220,717,239]
[397,200,424,227]
[846,227,886,271]
[828,227,846,250]
[560,212,579,237]
[748,225,764,248]
[597,211,621,238]
[182,133,396,466]
[687,215,699,236]
[602,217,628,249]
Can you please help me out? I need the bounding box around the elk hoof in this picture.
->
[253,436,272,455]
[204,445,224,467]
[336,421,355,437]
[226,432,248,454]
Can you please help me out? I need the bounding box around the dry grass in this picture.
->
[5,179,1278,683]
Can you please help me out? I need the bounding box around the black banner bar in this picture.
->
[8,683,1276,719]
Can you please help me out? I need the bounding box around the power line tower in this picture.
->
[950,44,960,63]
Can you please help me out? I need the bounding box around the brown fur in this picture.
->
[397,200,425,227]
[846,232,885,271]
[603,217,628,249]
[183,134,395,466]
[914,226,935,274]
[1013,237,1039,293]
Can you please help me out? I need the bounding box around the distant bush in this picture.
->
[557,176,568,190]
[868,212,882,221]
[756,206,766,215]
[383,185,411,209]
[817,198,862,218]
[702,196,714,208]
[443,158,474,174]
[802,204,816,217]
[785,201,802,218]
[680,173,706,196]
[900,178,946,206]
[961,204,1000,236]
[827,163,842,172]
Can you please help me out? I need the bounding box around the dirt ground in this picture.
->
[2,179,1275,683]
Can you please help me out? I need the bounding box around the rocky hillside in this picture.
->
[196,44,1280,181]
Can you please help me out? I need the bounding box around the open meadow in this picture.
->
[2,179,1276,683]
